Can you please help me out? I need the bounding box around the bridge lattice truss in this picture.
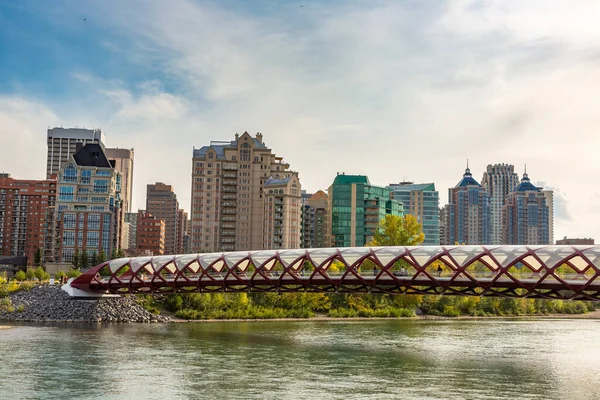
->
[70,246,600,301]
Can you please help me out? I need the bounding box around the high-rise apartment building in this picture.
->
[47,127,105,179]
[447,166,491,245]
[543,190,554,244]
[388,182,440,245]
[0,174,56,263]
[262,176,302,250]
[481,164,520,244]
[136,211,165,255]
[146,183,180,255]
[301,190,328,248]
[105,148,134,213]
[124,212,138,251]
[503,172,551,245]
[190,132,301,252]
[439,205,450,245]
[54,143,122,263]
[327,174,403,247]
[177,209,188,255]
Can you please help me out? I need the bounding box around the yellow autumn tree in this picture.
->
[368,214,425,247]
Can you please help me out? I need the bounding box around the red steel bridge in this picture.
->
[65,245,600,301]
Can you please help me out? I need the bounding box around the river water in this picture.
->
[0,319,599,399]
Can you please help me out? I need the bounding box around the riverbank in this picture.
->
[0,285,169,323]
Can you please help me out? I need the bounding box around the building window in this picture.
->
[88,214,101,230]
[59,186,74,202]
[62,166,78,183]
[94,179,109,193]
[63,230,75,247]
[81,170,92,184]
[63,213,76,229]
[87,231,100,248]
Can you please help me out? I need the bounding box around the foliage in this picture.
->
[369,214,425,247]
[34,267,50,281]
[25,268,35,280]
[135,295,161,315]
[91,252,98,267]
[111,248,118,260]
[33,247,42,267]
[0,297,15,313]
[80,251,89,269]
[66,268,82,279]
[117,248,125,258]
[97,250,107,264]
[15,270,26,282]
[55,271,67,281]
[72,250,80,269]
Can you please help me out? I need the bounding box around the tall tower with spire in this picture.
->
[502,169,551,245]
[481,163,520,244]
[447,163,491,245]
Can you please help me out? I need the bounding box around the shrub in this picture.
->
[442,305,461,317]
[66,269,82,279]
[19,281,36,291]
[15,270,26,282]
[55,271,67,281]
[25,268,36,280]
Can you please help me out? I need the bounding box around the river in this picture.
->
[0,319,599,399]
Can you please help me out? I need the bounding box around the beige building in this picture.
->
[146,183,181,255]
[191,132,301,252]
[105,148,134,213]
[263,176,301,250]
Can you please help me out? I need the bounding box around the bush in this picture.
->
[15,270,26,282]
[25,268,35,280]
[442,305,461,317]
[19,281,36,291]
[55,271,66,281]
[66,269,82,279]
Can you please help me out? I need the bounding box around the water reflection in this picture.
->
[0,319,599,399]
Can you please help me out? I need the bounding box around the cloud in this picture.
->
[4,0,600,240]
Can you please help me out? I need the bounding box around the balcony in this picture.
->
[221,244,235,251]
[221,230,236,236]
[222,194,237,200]
[221,201,237,207]
[222,164,238,171]
[223,173,237,178]
[275,199,284,205]
[223,187,237,193]
[223,179,237,186]
[221,216,235,221]
[274,213,283,220]
[221,238,235,243]
[222,209,237,215]
[221,223,235,229]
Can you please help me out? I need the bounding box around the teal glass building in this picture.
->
[388,182,440,245]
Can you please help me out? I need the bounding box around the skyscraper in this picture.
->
[301,190,328,249]
[105,148,134,213]
[190,132,301,252]
[146,183,180,255]
[46,127,105,179]
[327,174,403,247]
[481,164,519,244]
[503,172,551,245]
[54,143,122,263]
[388,182,440,245]
[136,211,166,256]
[447,166,491,245]
[0,174,56,263]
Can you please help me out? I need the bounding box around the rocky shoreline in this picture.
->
[0,285,170,323]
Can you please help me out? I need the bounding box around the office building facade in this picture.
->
[388,182,440,245]
[327,174,403,247]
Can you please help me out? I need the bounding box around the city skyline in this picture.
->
[1,1,597,240]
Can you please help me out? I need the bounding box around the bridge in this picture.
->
[64,245,600,301]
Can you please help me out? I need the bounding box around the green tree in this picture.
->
[117,248,125,258]
[15,270,26,281]
[111,248,118,260]
[369,214,425,246]
[33,247,42,267]
[72,250,80,269]
[97,249,107,264]
[91,251,98,267]
[80,251,89,269]
[25,268,35,280]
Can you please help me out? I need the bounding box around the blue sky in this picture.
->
[2,0,600,240]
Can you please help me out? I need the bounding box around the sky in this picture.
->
[1,0,600,241]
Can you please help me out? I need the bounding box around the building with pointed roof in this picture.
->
[502,171,552,245]
[446,165,491,245]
